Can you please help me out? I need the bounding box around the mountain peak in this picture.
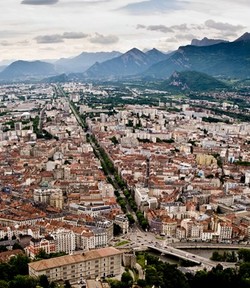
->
[125,48,144,55]
[234,32,250,42]
[146,48,162,55]
[191,37,228,47]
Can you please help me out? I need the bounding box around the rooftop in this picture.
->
[28,247,122,272]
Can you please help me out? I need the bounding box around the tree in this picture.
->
[35,249,48,260]
[238,249,250,262]
[0,280,8,288]
[39,275,50,288]
[210,251,222,261]
[137,279,147,287]
[113,223,122,236]
[9,254,30,275]
[145,266,159,286]
[121,272,133,288]
[8,275,38,288]
[64,280,71,288]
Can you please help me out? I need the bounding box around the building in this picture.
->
[0,249,24,263]
[134,187,149,207]
[162,218,177,237]
[114,215,129,234]
[26,236,56,259]
[28,247,123,284]
[218,222,233,242]
[122,250,136,268]
[52,228,76,254]
[33,188,63,210]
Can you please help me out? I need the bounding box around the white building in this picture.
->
[52,228,76,254]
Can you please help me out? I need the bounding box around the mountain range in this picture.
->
[0,32,249,82]
[55,51,122,73]
[144,35,250,79]
[84,48,169,79]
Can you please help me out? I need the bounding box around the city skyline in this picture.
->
[0,0,249,63]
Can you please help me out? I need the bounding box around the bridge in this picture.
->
[147,245,236,269]
[170,242,250,250]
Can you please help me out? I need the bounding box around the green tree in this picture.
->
[64,280,71,288]
[9,254,30,276]
[121,272,133,288]
[39,275,50,288]
[113,223,122,236]
[0,280,8,288]
[9,275,37,288]
[238,249,250,262]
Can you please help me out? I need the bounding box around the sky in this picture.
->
[0,0,249,63]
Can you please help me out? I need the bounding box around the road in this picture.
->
[56,85,143,232]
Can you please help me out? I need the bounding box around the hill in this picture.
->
[0,60,57,81]
[160,71,228,92]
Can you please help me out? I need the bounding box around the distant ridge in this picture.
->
[1,32,250,82]
[55,51,122,73]
[0,60,56,81]
[85,47,169,78]
[234,32,250,42]
[191,37,228,47]
[143,34,250,79]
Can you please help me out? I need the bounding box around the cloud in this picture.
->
[136,23,190,33]
[90,33,119,44]
[120,0,187,14]
[34,32,88,43]
[62,32,88,39]
[205,19,245,32]
[171,24,189,31]
[21,0,58,5]
[35,34,64,43]
[0,41,12,46]
[18,40,30,46]
[175,33,196,40]
[137,24,173,33]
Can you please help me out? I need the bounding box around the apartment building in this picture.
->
[26,236,56,259]
[28,247,122,284]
